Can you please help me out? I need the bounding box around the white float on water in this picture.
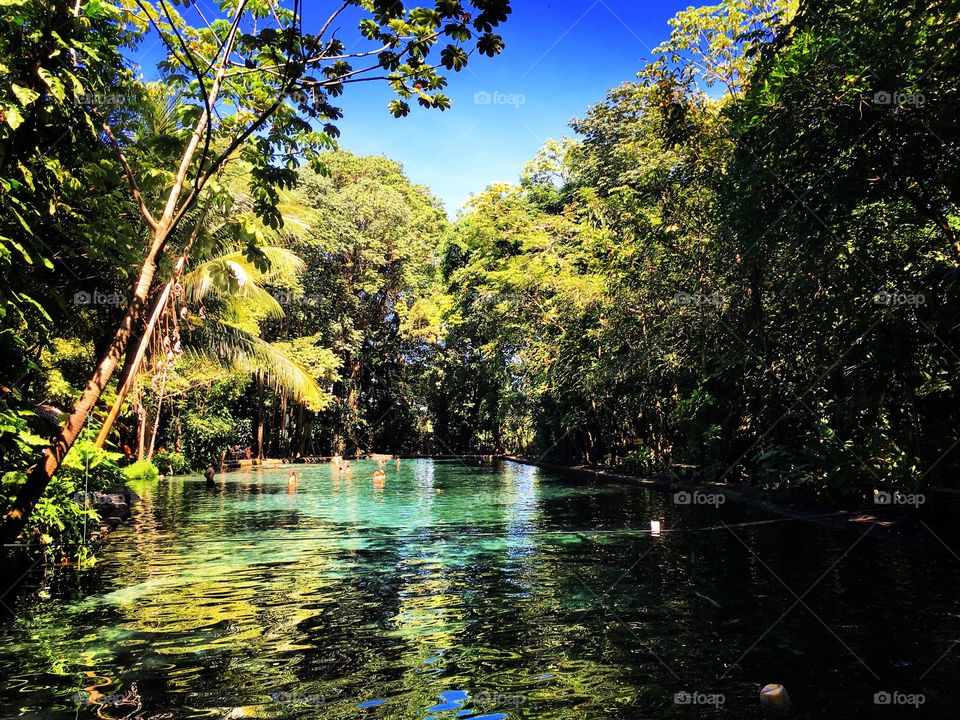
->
[650,520,662,537]
[760,683,791,710]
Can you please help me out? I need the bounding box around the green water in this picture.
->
[1,459,958,718]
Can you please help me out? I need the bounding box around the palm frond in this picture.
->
[182,247,303,314]
[185,321,328,411]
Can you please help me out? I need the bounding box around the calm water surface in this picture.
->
[1,459,958,718]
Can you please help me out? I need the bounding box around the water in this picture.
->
[1,459,958,718]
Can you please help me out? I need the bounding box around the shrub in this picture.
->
[61,435,125,492]
[153,450,189,476]
[0,425,122,564]
[121,458,159,482]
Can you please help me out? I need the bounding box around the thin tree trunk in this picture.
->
[254,375,265,460]
[294,405,306,458]
[147,365,169,459]
[280,394,288,458]
[95,230,200,449]
[137,403,148,460]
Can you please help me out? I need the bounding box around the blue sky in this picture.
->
[328,0,692,215]
[134,1,693,216]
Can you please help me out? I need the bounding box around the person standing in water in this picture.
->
[288,470,298,484]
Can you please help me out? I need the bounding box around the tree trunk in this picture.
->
[294,405,306,458]
[147,364,168,459]
[254,375,265,460]
[280,394,288,458]
[95,246,195,449]
[1,229,168,545]
[137,403,148,460]
[0,8,244,544]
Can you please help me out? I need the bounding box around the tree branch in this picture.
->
[101,121,159,230]
[158,0,215,197]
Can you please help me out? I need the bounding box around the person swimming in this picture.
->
[372,467,386,491]
[204,466,216,488]
[288,470,298,484]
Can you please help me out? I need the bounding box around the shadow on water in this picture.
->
[0,459,958,718]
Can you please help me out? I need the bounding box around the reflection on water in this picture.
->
[1,459,958,718]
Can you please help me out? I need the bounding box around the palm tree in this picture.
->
[95,195,327,457]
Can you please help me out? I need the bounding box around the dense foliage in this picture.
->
[429,0,959,501]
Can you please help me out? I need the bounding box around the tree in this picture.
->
[271,153,447,455]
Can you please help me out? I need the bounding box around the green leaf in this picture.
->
[10,83,39,107]
[388,99,410,118]
[37,68,66,102]
[3,104,25,129]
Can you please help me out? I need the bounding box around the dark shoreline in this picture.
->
[500,455,960,549]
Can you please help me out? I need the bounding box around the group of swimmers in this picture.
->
[286,456,401,486]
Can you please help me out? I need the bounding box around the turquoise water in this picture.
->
[0,459,958,718]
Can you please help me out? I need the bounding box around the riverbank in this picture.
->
[0,485,140,598]
[502,455,960,546]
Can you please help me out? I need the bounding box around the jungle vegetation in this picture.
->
[1,0,958,561]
